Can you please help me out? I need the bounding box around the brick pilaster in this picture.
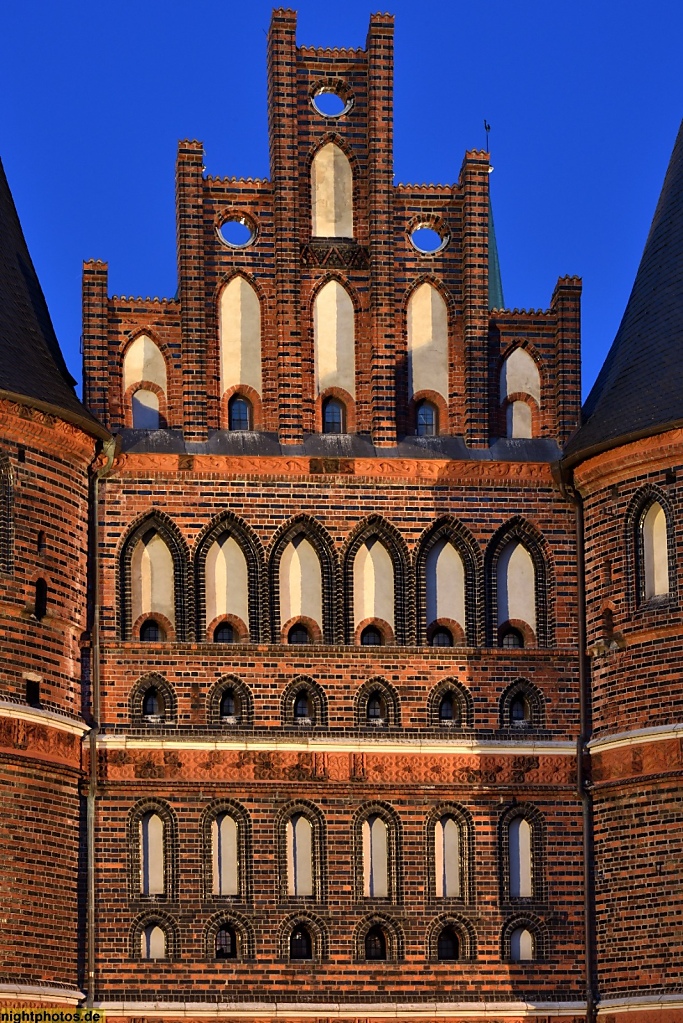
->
[176,140,207,442]
[367,14,396,447]
[268,8,303,446]
[461,151,490,448]
[551,275,582,445]
[82,259,110,428]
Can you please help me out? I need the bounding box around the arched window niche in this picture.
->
[406,283,448,414]
[500,347,540,439]
[500,804,544,905]
[202,800,251,901]
[121,516,189,641]
[278,803,326,903]
[314,280,356,401]
[355,804,401,903]
[219,277,262,411]
[487,520,551,648]
[641,500,670,600]
[311,142,354,238]
[123,334,167,430]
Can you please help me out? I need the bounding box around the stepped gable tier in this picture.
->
[0,157,105,437]
[566,118,683,461]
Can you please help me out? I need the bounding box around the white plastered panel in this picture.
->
[425,539,465,628]
[643,502,669,598]
[353,538,394,628]
[140,813,164,895]
[496,541,536,633]
[287,814,313,896]
[123,335,167,393]
[314,280,356,397]
[205,535,249,628]
[362,815,388,898]
[507,400,533,438]
[509,817,533,897]
[311,143,354,238]
[219,277,262,396]
[407,282,448,402]
[212,814,239,896]
[435,816,460,898]
[500,347,540,403]
[131,532,175,626]
[279,536,323,629]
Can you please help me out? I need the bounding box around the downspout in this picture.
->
[560,470,597,1023]
[86,437,116,1006]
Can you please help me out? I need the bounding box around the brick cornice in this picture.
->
[573,427,683,494]
[106,452,555,486]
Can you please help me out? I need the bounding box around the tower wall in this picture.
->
[0,397,95,1000]
[576,430,683,1023]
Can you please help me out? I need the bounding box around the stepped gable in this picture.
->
[565,119,683,461]
[0,155,103,433]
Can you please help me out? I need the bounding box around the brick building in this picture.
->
[0,9,680,1023]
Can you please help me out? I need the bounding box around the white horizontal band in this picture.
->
[0,700,88,737]
[95,735,576,756]
[94,999,587,1018]
[0,983,85,1005]
[597,993,683,1014]
[588,721,683,753]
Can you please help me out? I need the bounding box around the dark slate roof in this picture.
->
[488,199,505,311]
[565,119,683,461]
[0,155,104,435]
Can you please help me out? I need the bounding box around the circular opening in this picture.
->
[409,225,448,255]
[311,88,351,118]
[218,216,255,248]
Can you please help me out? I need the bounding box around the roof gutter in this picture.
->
[0,387,110,441]
[555,460,597,1023]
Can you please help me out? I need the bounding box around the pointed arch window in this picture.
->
[434,816,461,898]
[510,926,534,961]
[642,500,670,599]
[141,923,166,959]
[362,815,388,898]
[286,814,314,897]
[140,812,165,896]
[212,813,239,896]
[509,818,533,898]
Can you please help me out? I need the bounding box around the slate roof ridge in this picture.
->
[565,119,683,461]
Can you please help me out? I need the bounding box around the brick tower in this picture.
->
[565,120,683,1023]
[79,10,588,1020]
[0,157,107,1003]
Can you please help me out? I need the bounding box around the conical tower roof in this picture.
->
[565,119,683,462]
[0,155,105,436]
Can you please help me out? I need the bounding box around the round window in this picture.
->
[218,215,256,248]
[311,87,353,118]
[408,223,449,255]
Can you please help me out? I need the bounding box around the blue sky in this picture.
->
[1,0,681,399]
